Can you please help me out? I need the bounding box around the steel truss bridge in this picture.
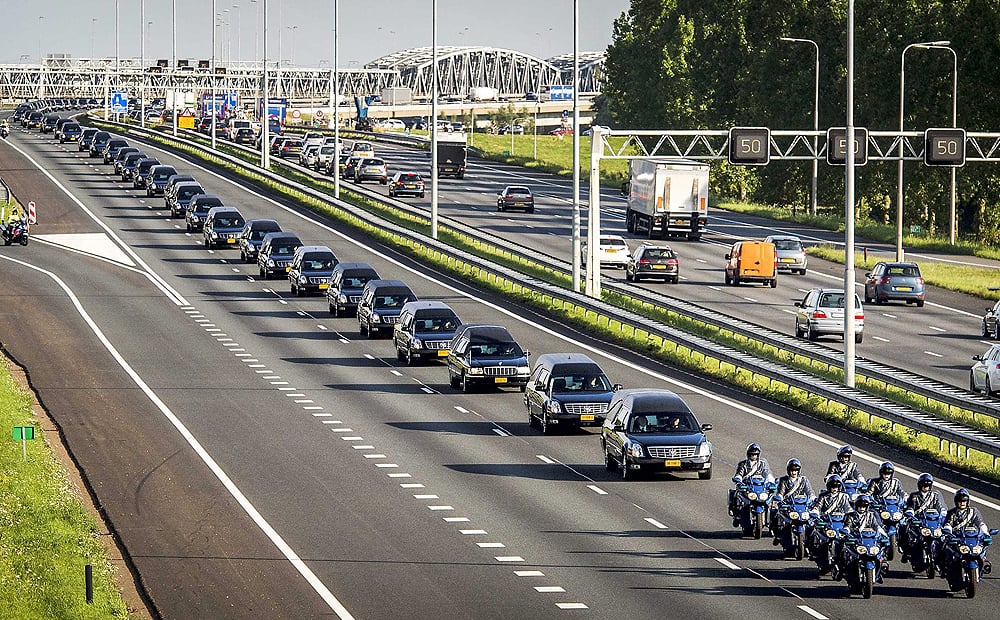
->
[0,47,605,102]
[594,129,1000,163]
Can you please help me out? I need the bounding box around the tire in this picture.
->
[863,567,874,599]
[887,534,896,562]
[625,270,634,283]
[528,407,538,429]
[420,192,425,198]
[724,272,732,286]
[752,512,764,540]
[449,371,459,389]
[20,237,27,246]
[526,207,534,214]
[927,554,936,579]
[770,278,777,288]
[806,325,818,341]
[916,300,924,307]
[621,454,634,481]
[794,322,803,338]
[966,566,979,598]
[405,348,416,366]
[541,413,551,435]
[626,212,636,233]
[396,347,405,362]
[986,376,993,398]
[461,372,471,394]
[604,445,616,470]
[698,468,712,480]
[795,532,805,561]
[855,332,863,344]
[971,373,978,393]
[330,303,339,318]
[497,203,504,212]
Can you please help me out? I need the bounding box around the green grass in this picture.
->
[0,362,131,618]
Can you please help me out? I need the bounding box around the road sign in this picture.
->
[728,127,770,165]
[12,426,34,441]
[111,91,128,114]
[826,127,869,166]
[226,93,239,110]
[27,201,36,224]
[924,128,966,167]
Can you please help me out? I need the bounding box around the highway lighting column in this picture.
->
[843,0,857,386]
[91,18,97,60]
[115,4,119,119]
[573,0,582,291]
[38,16,45,100]
[140,0,146,128]
[261,0,269,169]
[586,126,606,298]
[233,4,241,64]
[431,0,439,239]
[212,0,218,151]
[333,0,340,198]
[779,37,819,217]
[897,40,950,261]
[172,0,178,137]
[944,46,958,245]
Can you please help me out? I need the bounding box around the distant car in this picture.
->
[238,219,282,264]
[981,300,1000,340]
[583,235,630,270]
[863,261,925,306]
[794,288,864,343]
[133,158,162,189]
[111,147,141,174]
[446,324,530,393]
[498,124,524,135]
[59,121,83,143]
[315,145,338,171]
[549,127,573,136]
[168,182,206,219]
[202,206,246,248]
[497,185,534,213]
[388,172,425,198]
[393,301,462,365]
[350,141,375,158]
[120,152,148,181]
[764,235,808,275]
[327,262,381,317]
[278,139,304,158]
[600,388,713,480]
[299,144,321,167]
[233,127,256,144]
[625,243,679,283]
[379,118,406,131]
[342,156,364,180]
[89,131,111,157]
[288,245,338,296]
[41,114,59,133]
[354,157,388,184]
[79,127,99,151]
[102,139,130,164]
[971,344,1000,395]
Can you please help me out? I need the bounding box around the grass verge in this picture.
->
[0,356,131,618]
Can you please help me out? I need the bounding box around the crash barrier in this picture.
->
[96,118,1000,471]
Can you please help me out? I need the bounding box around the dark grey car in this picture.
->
[326,262,381,317]
[524,353,620,434]
[392,301,462,365]
[863,261,925,307]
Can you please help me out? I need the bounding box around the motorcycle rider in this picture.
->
[839,494,888,581]
[867,461,906,503]
[900,473,947,563]
[809,474,853,575]
[729,443,773,527]
[944,489,989,536]
[825,445,867,486]
[771,458,816,544]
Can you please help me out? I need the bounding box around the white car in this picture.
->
[582,235,630,269]
[794,289,864,343]
[764,234,808,275]
[971,344,1000,395]
[379,118,406,131]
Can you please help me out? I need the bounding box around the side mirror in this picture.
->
[732,475,742,484]
[612,424,625,432]
[766,482,777,492]
[990,529,999,536]
[864,273,872,278]
[773,494,784,503]
[612,383,623,392]
[973,355,984,361]
[794,302,802,308]
[724,253,732,260]
[701,423,713,432]
[904,509,915,518]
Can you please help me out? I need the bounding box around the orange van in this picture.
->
[724,241,777,287]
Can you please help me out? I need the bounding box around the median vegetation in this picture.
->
[0,357,131,618]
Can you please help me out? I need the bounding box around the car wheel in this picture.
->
[794,322,802,338]
[986,376,994,397]
[186,222,192,232]
[806,325,818,341]
[724,272,732,286]
[526,207,534,214]
[855,332,863,344]
[971,373,979,393]
[985,322,992,338]
[604,445,617,471]
[420,192,425,198]
[497,203,504,212]
[770,278,777,288]
[670,276,679,284]
[540,413,551,435]
[461,372,471,394]
[259,267,266,279]
[916,300,924,307]
[449,371,459,389]
[405,348,416,366]
[621,454,634,481]
[396,346,405,362]
[329,303,339,317]
[698,468,712,480]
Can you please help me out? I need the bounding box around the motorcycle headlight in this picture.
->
[921,528,931,536]
[868,545,880,555]
[880,511,890,519]
[960,545,971,554]
[747,492,758,501]
[628,443,644,458]
[800,512,811,520]
[856,545,867,554]
[893,512,902,520]
[298,275,308,284]
[826,529,837,538]
[790,512,799,520]
[933,528,942,537]
[758,493,769,502]
[370,313,381,323]
[973,545,983,554]
[468,367,483,375]
[546,400,562,414]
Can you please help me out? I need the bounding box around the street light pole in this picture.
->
[573,0,583,291]
[261,0,269,169]
[333,0,340,198]
[233,4,241,65]
[431,0,439,239]
[140,0,146,128]
[172,0,178,137]
[897,40,950,261]
[91,18,97,60]
[943,46,958,245]
[844,0,857,386]
[211,0,218,151]
[780,37,819,217]
[38,16,45,100]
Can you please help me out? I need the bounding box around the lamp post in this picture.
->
[287,25,298,66]
[250,0,259,63]
[897,40,950,261]
[431,0,439,239]
[38,16,45,100]
[140,0,146,128]
[91,18,97,60]
[333,0,340,198]
[211,0,218,151]
[779,37,820,217]
[942,46,959,245]
[232,4,241,65]
[172,0,178,137]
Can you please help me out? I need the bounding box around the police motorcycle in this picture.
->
[842,478,865,505]
[1,123,9,138]
[940,525,996,598]
[809,511,848,576]
[773,494,814,560]
[732,474,776,539]
[904,508,947,577]
[1,217,29,246]
[873,495,905,561]
[840,527,890,598]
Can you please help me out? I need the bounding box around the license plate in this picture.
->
[513,202,524,206]
[580,414,595,422]
[437,350,449,357]
[494,377,508,384]
[780,257,794,263]
[665,459,682,468]
[406,185,417,189]
[318,283,329,290]
[604,249,617,253]
[226,238,235,244]
[896,286,912,291]
[285,267,290,272]
[652,264,666,270]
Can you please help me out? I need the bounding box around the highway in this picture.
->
[1,122,998,619]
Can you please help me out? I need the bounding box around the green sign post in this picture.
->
[12,426,35,459]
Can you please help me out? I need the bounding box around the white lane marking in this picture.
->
[249,364,266,368]
[0,255,354,619]
[536,455,555,464]
[295,399,314,404]
[221,343,240,348]
[263,375,281,379]
[277,387,296,391]
[387,473,411,478]
[321,421,339,425]
[715,558,741,570]
[873,336,890,342]
[455,406,469,413]
[742,297,758,303]
[495,556,524,563]
[304,406,325,411]
[477,542,505,548]
[352,445,375,450]
[881,312,897,319]
[317,325,328,331]
[797,606,829,620]
[555,603,587,609]
[400,483,424,489]
[492,428,510,437]
[420,387,434,394]
[428,505,453,511]
[32,233,137,267]
[284,393,304,397]
[928,326,946,332]
[515,570,545,577]
[413,494,438,499]
[587,485,607,495]
[278,299,288,305]
[535,586,566,593]
[644,518,668,529]
[925,351,943,358]
[460,529,487,535]
[443,517,470,522]
[341,436,364,441]
[375,463,399,468]
[363,454,387,459]
[270,381,290,385]
[390,370,403,376]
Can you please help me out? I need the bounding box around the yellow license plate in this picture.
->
[226,238,235,244]
[437,350,449,357]
[319,284,328,290]
[664,459,682,468]
[494,377,508,384]
[780,258,794,262]
[652,264,666,269]
[580,414,595,421]
[896,286,912,291]
[285,267,290,272]
[604,249,616,253]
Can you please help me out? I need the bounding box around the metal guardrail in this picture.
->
[98,119,1000,465]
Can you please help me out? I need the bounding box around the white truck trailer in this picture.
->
[624,158,710,240]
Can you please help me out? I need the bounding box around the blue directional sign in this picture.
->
[226,93,238,110]
[111,91,128,114]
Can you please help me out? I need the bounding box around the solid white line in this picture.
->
[714,558,741,570]
[535,586,565,593]
[928,326,946,332]
[555,603,588,609]
[644,518,668,529]
[492,428,510,436]
[390,370,402,376]
[454,406,469,413]
[352,445,375,450]
[420,387,434,393]
[0,255,354,619]
[515,570,545,577]
[797,605,829,620]
[536,455,555,464]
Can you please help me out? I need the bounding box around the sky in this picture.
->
[3,1,631,67]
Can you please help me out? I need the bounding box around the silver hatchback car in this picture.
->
[794,288,864,343]
[971,344,1000,396]
[764,235,808,275]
